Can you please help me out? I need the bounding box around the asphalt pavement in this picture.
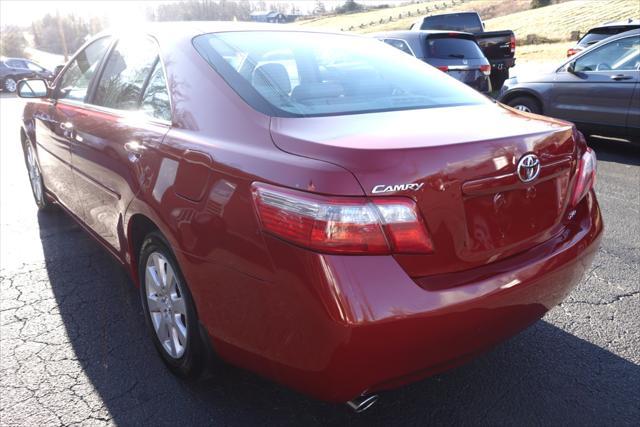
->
[1,92,638,426]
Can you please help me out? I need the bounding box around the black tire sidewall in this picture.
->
[138,232,203,379]
[508,96,541,114]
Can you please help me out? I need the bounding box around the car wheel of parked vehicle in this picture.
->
[4,78,18,93]
[507,96,541,114]
[139,232,204,378]
[23,141,52,210]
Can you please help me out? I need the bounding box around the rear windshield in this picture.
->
[193,31,488,117]
[425,37,484,59]
[579,27,635,46]
[420,14,482,33]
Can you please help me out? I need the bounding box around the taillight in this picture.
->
[436,65,449,72]
[480,64,491,76]
[509,34,516,54]
[570,134,597,207]
[566,48,580,57]
[251,183,433,254]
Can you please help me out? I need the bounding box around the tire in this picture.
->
[22,140,53,210]
[4,77,18,93]
[507,96,541,114]
[139,232,204,379]
[490,68,509,91]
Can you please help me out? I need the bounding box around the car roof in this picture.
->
[374,30,474,39]
[599,28,640,39]
[588,18,640,31]
[419,11,478,17]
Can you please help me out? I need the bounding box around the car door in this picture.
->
[63,36,171,253]
[546,35,639,134]
[33,36,112,216]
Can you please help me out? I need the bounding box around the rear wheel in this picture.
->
[507,96,541,114]
[23,141,52,210]
[139,232,204,378]
[4,77,17,93]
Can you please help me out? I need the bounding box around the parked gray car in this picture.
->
[499,29,639,141]
[374,30,492,93]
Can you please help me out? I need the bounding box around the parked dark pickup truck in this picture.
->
[412,12,515,89]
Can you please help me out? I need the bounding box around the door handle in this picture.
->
[610,74,633,81]
[124,141,146,162]
[59,121,75,139]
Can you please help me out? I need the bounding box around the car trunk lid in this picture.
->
[269,104,577,280]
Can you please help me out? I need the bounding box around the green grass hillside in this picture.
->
[297,0,512,33]
[299,0,639,41]
[485,0,639,42]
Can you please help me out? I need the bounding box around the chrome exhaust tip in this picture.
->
[346,394,379,413]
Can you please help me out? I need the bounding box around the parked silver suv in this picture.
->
[499,29,639,142]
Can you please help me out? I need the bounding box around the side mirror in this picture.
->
[17,79,49,98]
[567,61,577,74]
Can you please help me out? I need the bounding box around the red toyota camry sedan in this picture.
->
[17,23,602,410]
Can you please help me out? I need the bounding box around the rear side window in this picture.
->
[579,27,639,47]
[26,62,45,72]
[383,39,414,56]
[93,37,158,110]
[58,37,112,102]
[193,31,488,118]
[425,37,484,59]
[420,14,482,33]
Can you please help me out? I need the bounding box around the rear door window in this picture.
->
[93,37,158,110]
[26,61,46,72]
[574,36,640,72]
[57,37,112,102]
[425,37,484,59]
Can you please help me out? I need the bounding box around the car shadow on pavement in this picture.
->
[38,209,639,426]
[588,137,640,166]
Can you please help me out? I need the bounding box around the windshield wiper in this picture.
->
[448,54,465,59]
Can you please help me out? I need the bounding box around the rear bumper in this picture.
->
[197,191,602,402]
[490,57,516,70]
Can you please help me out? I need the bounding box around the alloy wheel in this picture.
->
[25,144,44,205]
[145,252,189,359]
[513,104,532,113]
[5,78,17,93]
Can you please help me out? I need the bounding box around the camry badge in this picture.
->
[372,183,424,194]
[517,154,541,183]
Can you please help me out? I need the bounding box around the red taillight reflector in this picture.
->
[251,183,433,255]
[566,48,580,57]
[480,64,491,76]
[510,34,516,54]
[436,65,449,72]
[570,130,597,207]
[570,147,597,207]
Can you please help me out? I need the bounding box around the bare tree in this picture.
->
[0,26,28,57]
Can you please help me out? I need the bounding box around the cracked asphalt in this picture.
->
[1,93,639,426]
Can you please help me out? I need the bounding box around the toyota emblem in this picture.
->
[517,154,540,183]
